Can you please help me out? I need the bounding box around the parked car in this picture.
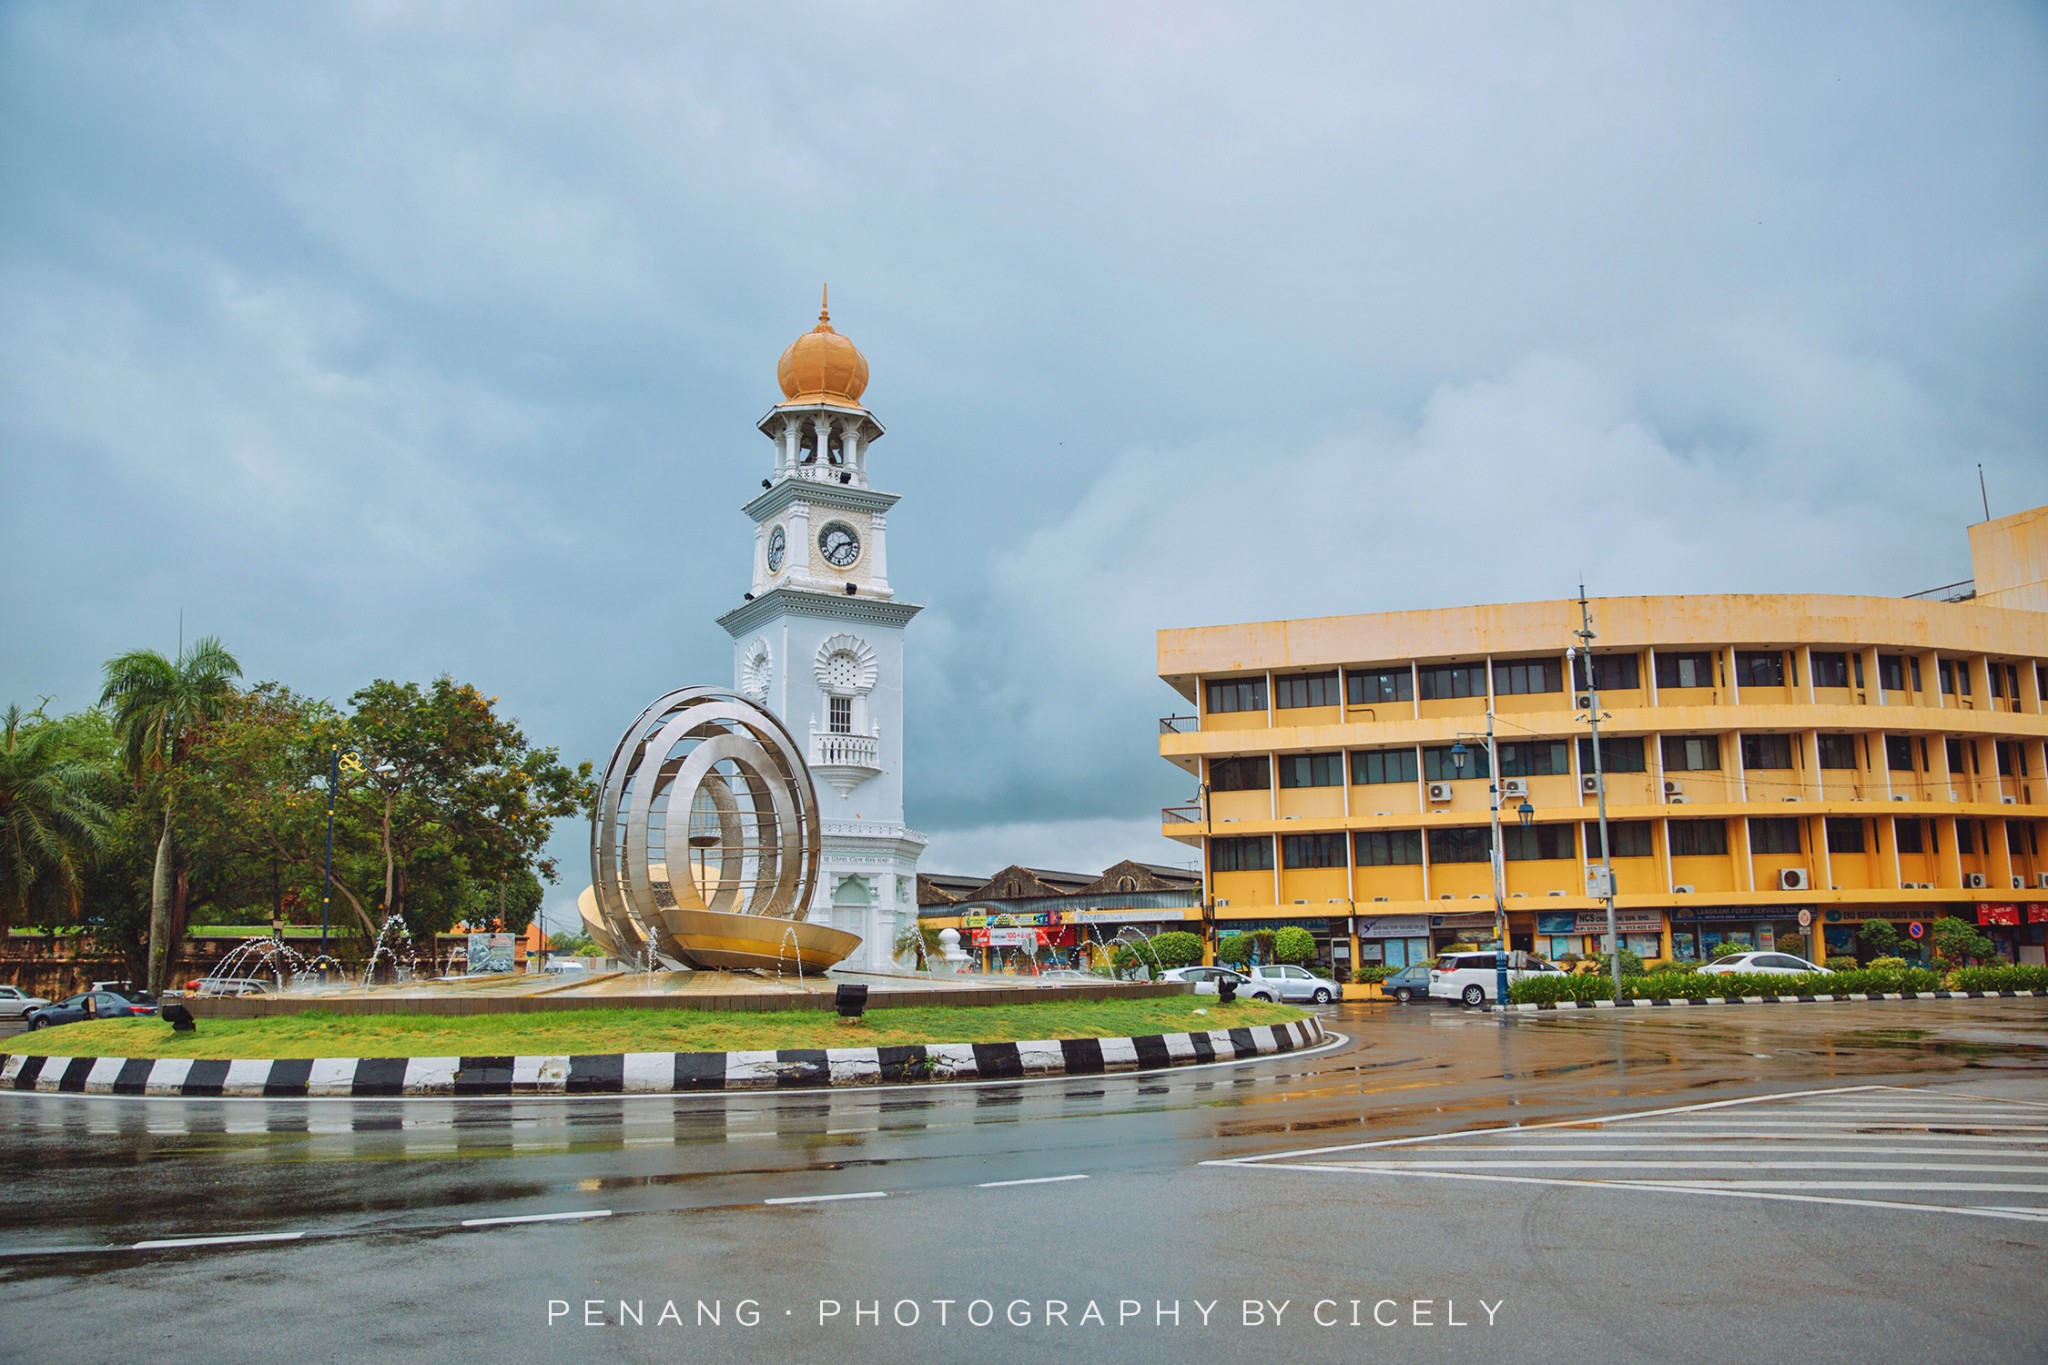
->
[1698,952,1831,977]
[0,985,51,1020]
[539,958,589,975]
[187,976,274,997]
[1378,963,1433,1004]
[26,990,158,1029]
[1429,952,1567,1006]
[1159,966,1251,996]
[1240,964,1336,1005]
[1034,969,1103,984]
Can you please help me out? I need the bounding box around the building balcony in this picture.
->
[809,731,880,795]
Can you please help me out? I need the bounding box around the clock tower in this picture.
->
[716,292,925,970]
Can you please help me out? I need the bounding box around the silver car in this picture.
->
[0,985,50,1020]
[1159,966,1250,996]
[1241,964,1336,1005]
[1698,951,1830,977]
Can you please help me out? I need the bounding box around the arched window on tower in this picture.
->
[827,430,845,466]
[798,429,818,464]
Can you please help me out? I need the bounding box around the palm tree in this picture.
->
[0,706,110,931]
[100,638,242,991]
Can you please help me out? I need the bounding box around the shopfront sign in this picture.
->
[963,910,1059,929]
[2030,906,2048,925]
[1672,906,1799,923]
[1070,909,1177,925]
[986,927,1038,946]
[1575,910,1660,933]
[1978,904,2021,927]
[1428,912,1496,930]
[1356,915,1428,938]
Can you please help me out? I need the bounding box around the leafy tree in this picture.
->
[1929,915,1998,969]
[1273,925,1316,965]
[1149,930,1203,968]
[1857,918,1901,961]
[1592,947,1647,978]
[893,922,942,968]
[99,637,242,991]
[1215,932,1249,966]
[0,705,112,932]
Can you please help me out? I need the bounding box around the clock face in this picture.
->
[818,521,861,569]
[766,525,786,573]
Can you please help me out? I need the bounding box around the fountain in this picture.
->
[361,914,419,986]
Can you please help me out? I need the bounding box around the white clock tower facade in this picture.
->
[716,295,924,971]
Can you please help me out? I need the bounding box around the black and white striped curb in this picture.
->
[0,1018,1325,1097]
[1504,989,2048,1012]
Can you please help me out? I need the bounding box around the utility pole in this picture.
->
[1575,586,1623,1003]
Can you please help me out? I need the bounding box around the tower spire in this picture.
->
[819,283,830,327]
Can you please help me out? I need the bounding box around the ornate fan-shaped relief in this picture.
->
[813,633,877,694]
[740,638,772,703]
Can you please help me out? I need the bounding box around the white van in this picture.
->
[1428,952,1565,1006]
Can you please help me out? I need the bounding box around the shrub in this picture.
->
[1215,933,1249,967]
[1824,955,1859,972]
[1948,964,2048,993]
[1931,915,1999,968]
[1352,965,1394,984]
[1856,918,1901,959]
[1776,931,1806,960]
[1867,956,1908,974]
[1590,948,1647,978]
[1148,931,1203,969]
[1272,926,1316,965]
[1248,929,1278,962]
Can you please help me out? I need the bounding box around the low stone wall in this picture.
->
[1,1017,1327,1097]
[185,979,1188,1019]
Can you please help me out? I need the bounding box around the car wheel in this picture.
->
[29,1016,50,1030]
[1252,991,1274,1002]
[1392,987,1413,1003]
[1312,987,1333,1004]
[1461,984,1486,1007]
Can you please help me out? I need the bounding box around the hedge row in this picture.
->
[1947,964,2048,992]
[1510,966,1943,1005]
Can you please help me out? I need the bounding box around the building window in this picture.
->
[1348,667,1413,705]
[1947,737,1973,775]
[1911,657,1924,692]
[1939,660,1957,695]
[1991,662,2020,699]
[2038,665,2047,701]
[1209,756,1271,792]
[1494,658,1563,696]
[1417,663,1487,700]
[1277,752,1343,788]
[1668,819,1729,857]
[1748,818,1802,855]
[1586,821,1654,859]
[1351,748,1419,786]
[1274,671,1340,709]
[1494,741,1571,777]
[1662,736,1722,772]
[1426,827,1492,863]
[1736,651,1786,688]
[1998,741,2029,777]
[1654,652,1716,689]
[1826,818,1867,854]
[1502,825,1574,861]
[1354,830,1422,866]
[1423,744,1488,781]
[1817,735,1860,769]
[1877,655,1906,692]
[1811,651,1850,689]
[1205,677,1267,714]
[1885,736,1917,772]
[1895,819,1929,855]
[828,696,853,734]
[1211,836,1274,873]
[2010,822,2038,857]
[1578,736,1647,773]
[1740,734,1793,770]
[1282,832,1348,869]
[1572,653,1641,692]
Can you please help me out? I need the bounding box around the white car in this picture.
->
[1697,952,1830,977]
[1159,966,1251,997]
[1240,964,1337,1005]
[1429,952,1566,1006]
[540,958,590,974]
[0,985,50,1020]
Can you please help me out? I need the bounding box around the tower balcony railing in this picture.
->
[811,732,880,770]
[1162,804,1203,825]
[1160,715,1199,734]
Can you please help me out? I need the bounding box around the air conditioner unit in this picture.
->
[1546,890,1566,897]
[1964,873,1988,890]
[1372,896,1390,902]
[1328,898,1346,904]
[1673,884,1695,894]
[1215,899,1229,907]
[1891,794,1909,802]
[2036,873,2048,890]
[1663,780,1684,797]
[1948,790,1962,802]
[2001,795,2018,805]
[1502,778,1530,798]
[1292,899,1308,905]
[1778,868,1811,891]
[1669,795,1689,805]
[1581,775,1603,795]
[1426,782,1455,802]
[1470,894,1485,900]
[1440,894,1454,900]
[1511,892,1527,898]
[1574,693,1593,711]
[1783,796,1801,802]
[2012,876,2026,891]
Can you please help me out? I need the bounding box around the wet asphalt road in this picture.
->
[2,1000,2045,1364]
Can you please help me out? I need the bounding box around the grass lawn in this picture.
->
[2,996,1309,1060]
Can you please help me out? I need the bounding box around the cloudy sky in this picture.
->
[3,3,2043,929]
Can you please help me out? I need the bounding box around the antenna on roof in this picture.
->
[1979,463,1991,522]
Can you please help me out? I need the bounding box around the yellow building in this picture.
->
[1157,506,2048,972]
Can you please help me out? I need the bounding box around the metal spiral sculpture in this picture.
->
[584,686,857,973]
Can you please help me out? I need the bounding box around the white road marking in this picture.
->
[133,1232,306,1250]
[1339,1160,2046,1174]
[763,1191,887,1205]
[979,1174,1090,1188]
[460,1210,612,1227]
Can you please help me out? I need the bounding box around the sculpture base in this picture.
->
[659,909,862,974]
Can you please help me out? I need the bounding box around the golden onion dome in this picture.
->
[776,287,869,407]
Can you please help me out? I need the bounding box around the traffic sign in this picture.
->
[1908,921,1925,939]
[1796,909,1812,928]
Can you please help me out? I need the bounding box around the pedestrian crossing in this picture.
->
[1212,1084,2048,1225]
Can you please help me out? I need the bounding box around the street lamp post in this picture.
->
[1573,585,1624,1004]
[1453,709,1538,1008]
[320,746,360,963]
